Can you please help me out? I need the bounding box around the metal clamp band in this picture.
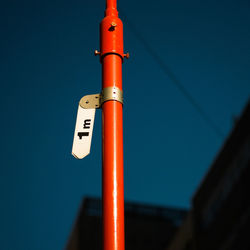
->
[101,87,123,105]
[79,87,123,109]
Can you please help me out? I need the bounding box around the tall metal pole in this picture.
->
[96,0,128,249]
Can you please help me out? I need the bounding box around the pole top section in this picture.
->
[105,0,118,16]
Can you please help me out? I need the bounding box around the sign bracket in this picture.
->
[72,86,123,159]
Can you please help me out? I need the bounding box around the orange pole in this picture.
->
[98,1,126,250]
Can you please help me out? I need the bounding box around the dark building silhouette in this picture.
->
[66,197,187,250]
[166,100,250,250]
[166,212,194,250]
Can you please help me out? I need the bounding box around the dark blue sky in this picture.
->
[1,0,250,249]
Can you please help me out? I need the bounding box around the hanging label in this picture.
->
[72,105,96,159]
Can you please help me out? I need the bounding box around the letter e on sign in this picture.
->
[72,105,96,159]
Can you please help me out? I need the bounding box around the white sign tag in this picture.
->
[72,105,96,159]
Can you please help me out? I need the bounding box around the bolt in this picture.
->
[124,52,130,59]
[94,50,100,56]
[109,22,117,31]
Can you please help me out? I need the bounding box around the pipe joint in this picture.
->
[100,15,124,61]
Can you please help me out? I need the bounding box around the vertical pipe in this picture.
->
[102,56,124,250]
[99,1,125,250]
[106,0,117,10]
[105,0,118,16]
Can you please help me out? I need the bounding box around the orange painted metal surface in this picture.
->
[99,0,125,250]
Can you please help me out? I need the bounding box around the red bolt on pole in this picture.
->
[97,0,127,250]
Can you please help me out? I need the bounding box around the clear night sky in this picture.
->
[1,0,250,249]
